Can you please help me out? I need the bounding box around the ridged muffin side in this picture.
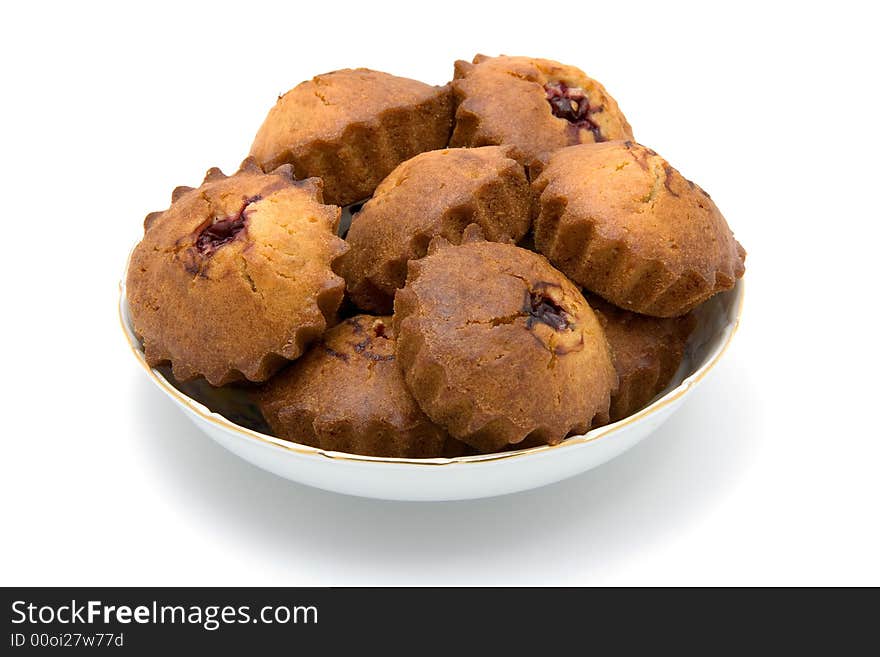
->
[258,315,466,458]
[450,54,633,169]
[126,159,347,386]
[338,146,532,313]
[588,296,696,422]
[392,231,617,453]
[533,141,745,317]
[250,69,454,206]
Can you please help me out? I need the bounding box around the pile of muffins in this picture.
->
[127,55,746,458]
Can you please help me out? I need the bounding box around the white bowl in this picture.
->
[120,269,743,501]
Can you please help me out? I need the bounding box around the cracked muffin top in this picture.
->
[393,228,617,453]
[258,315,468,458]
[338,146,532,313]
[249,68,454,206]
[449,55,633,169]
[126,158,347,386]
[532,141,746,317]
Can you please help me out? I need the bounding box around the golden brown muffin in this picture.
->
[127,158,347,386]
[338,146,532,313]
[393,229,617,453]
[249,68,454,206]
[258,315,467,458]
[533,141,746,317]
[588,296,696,422]
[449,55,633,169]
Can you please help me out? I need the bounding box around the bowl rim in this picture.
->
[119,254,744,467]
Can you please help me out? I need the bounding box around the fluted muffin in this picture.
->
[127,158,347,386]
[338,146,532,313]
[533,141,746,317]
[259,315,466,458]
[250,68,454,206]
[393,228,617,453]
[450,55,633,169]
[588,296,696,422]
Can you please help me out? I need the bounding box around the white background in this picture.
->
[2,0,878,585]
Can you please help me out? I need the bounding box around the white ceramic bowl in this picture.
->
[120,270,743,501]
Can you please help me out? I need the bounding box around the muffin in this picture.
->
[589,296,696,422]
[249,68,454,206]
[338,146,532,313]
[533,141,746,317]
[126,158,347,386]
[449,55,633,169]
[393,228,617,453]
[259,315,466,458]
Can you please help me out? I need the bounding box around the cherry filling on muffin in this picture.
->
[195,195,262,256]
[525,288,571,332]
[522,286,584,357]
[350,317,394,361]
[544,81,604,141]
